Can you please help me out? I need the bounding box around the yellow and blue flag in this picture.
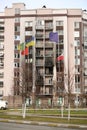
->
[25,37,35,47]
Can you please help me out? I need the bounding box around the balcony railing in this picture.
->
[45,62,53,67]
[37,92,53,96]
[45,82,53,85]
[0,54,4,58]
[45,43,53,48]
[45,25,53,30]
[0,63,4,67]
[35,34,44,39]
[36,54,44,57]
[45,54,53,57]
[36,81,44,85]
[35,25,44,30]
[36,62,44,66]
[36,43,44,48]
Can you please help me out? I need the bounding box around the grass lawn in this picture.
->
[0,108,87,125]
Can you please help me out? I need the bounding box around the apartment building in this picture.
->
[0,3,87,107]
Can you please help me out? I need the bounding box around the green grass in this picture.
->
[0,113,87,125]
[25,109,87,117]
[0,109,87,125]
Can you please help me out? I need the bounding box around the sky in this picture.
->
[0,0,87,12]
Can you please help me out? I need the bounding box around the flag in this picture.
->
[57,54,64,61]
[21,47,28,55]
[49,32,58,43]
[17,43,25,51]
[26,37,35,47]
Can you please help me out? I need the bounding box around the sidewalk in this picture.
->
[0,117,87,129]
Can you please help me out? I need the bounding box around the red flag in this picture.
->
[57,54,64,61]
[21,47,28,55]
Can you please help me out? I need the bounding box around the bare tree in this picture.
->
[19,59,32,104]
[56,63,75,119]
[13,59,32,118]
[64,70,75,120]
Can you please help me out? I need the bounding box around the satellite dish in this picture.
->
[42,5,46,8]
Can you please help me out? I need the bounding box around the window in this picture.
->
[74,31,79,37]
[45,22,53,28]
[56,21,63,26]
[14,53,20,58]
[74,40,80,46]
[84,52,87,57]
[25,21,33,27]
[0,81,3,87]
[84,61,87,67]
[15,8,20,14]
[57,30,63,35]
[84,69,87,75]
[14,62,20,68]
[75,75,80,83]
[15,18,20,23]
[75,58,80,65]
[36,20,44,26]
[57,77,62,82]
[15,80,19,86]
[14,71,19,77]
[15,26,20,32]
[75,68,80,74]
[15,35,20,40]
[75,48,80,56]
[74,22,80,29]
[14,45,18,50]
[0,72,4,77]
[0,90,3,95]
[0,43,4,49]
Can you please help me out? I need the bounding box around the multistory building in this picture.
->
[0,3,87,107]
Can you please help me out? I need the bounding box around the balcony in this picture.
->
[36,81,44,86]
[0,73,4,78]
[36,54,44,57]
[36,74,44,86]
[0,26,4,32]
[0,83,3,87]
[45,58,53,67]
[45,72,53,76]
[37,91,53,96]
[36,62,44,66]
[45,82,53,86]
[45,34,50,39]
[0,63,4,68]
[0,45,4,50]
[35,34,44,39]
[0,54,4,58]
[36,43,44,48]
[0,36,4,41]
[45,53,53,57]
[35,25,44,30]
[45,43,53,48]
[45,25,53,30]
[0,90,3,96]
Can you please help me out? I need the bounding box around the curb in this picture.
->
[0,118,87,129]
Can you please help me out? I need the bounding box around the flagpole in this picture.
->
[32,36,36,108]
[58,36,60,72]
[76,42,79,109]
[49,32,58,106]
